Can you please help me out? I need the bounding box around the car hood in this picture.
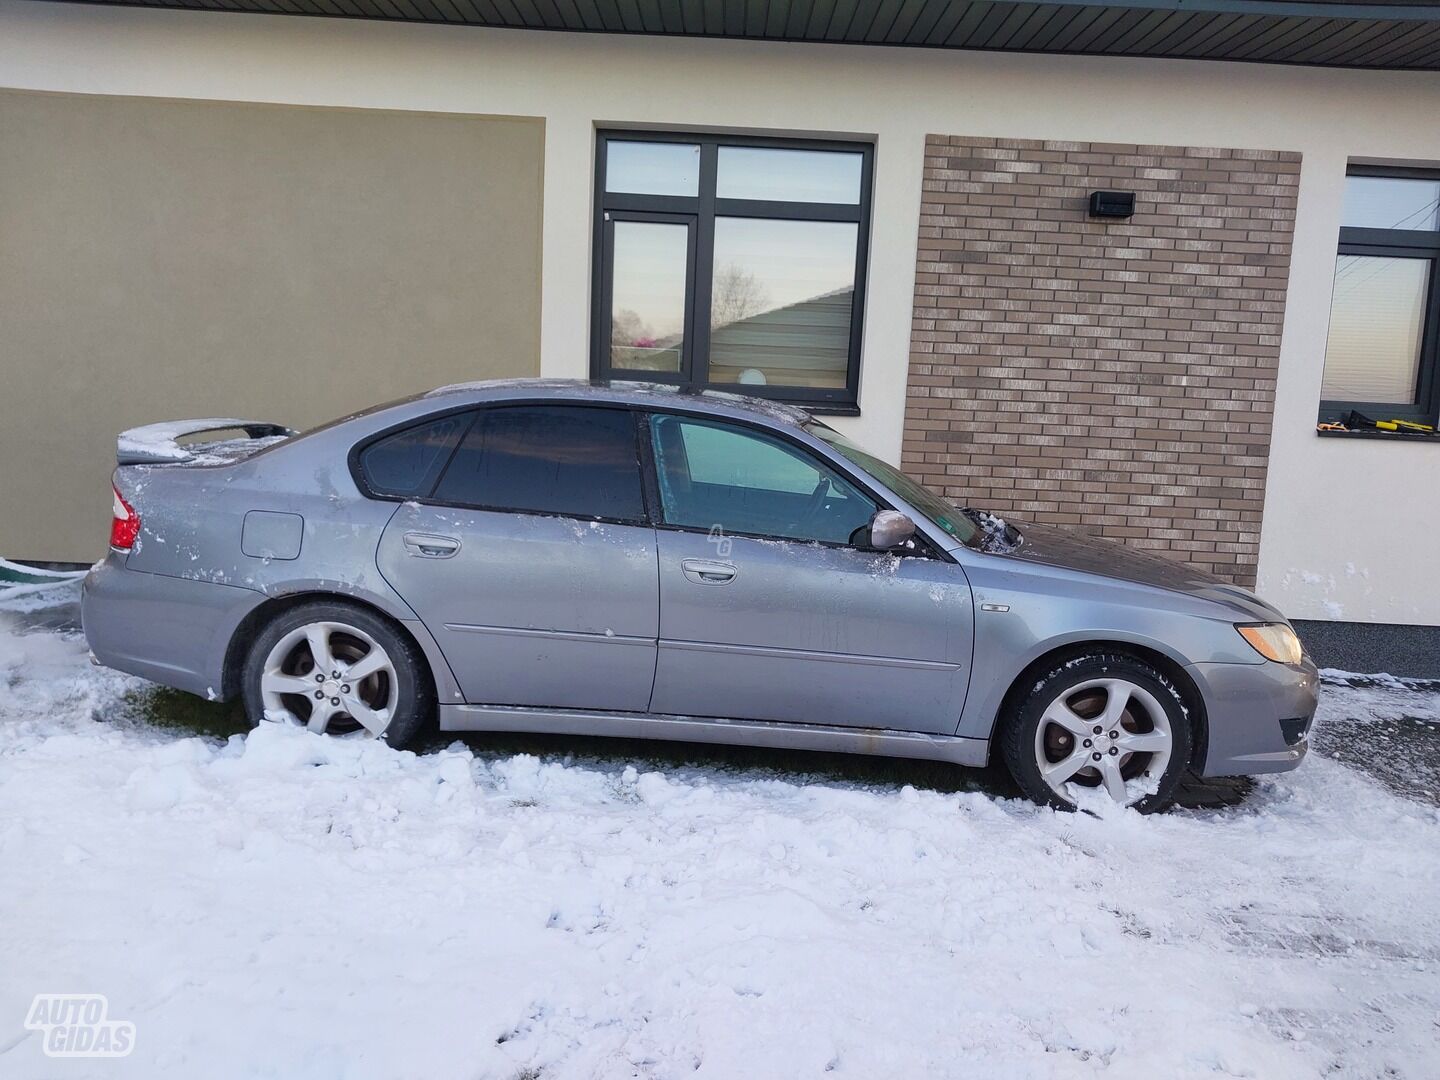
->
[1000,519,1286,622]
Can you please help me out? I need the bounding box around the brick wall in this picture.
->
[901,136,1301,586]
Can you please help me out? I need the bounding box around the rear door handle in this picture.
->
[681,558,737,585]
[403,532,461,559]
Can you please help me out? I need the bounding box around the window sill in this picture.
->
[1316,428,1440,443]
[803,403,861,417]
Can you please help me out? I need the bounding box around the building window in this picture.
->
[592,131,873,411]
[1320,167,1440,426]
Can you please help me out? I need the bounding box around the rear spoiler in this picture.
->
[116,418,297,465]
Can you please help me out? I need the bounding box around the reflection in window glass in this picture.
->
[360,413,469,497]
[1321,255,1430,403]
[434,406,644,521]
[707,218,857,389]
[610,221,688,372]
[809,422,984,547]
[716,147,863,204]
[1342,176,1440,232]
[650,414,875,544]
[605,141,700,197]
[680,422,824,493]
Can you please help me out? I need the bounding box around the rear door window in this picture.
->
[432,405,645,522]
[358,412,472,498]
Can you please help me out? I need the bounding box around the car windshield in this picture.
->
[805,421,989,548]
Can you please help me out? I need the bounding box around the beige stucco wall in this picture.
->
[0,87,542,561]
[1,1,1438,622]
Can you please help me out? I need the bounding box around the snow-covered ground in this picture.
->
[2,582,1438,1080]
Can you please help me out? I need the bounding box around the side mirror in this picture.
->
[867,510,916,552]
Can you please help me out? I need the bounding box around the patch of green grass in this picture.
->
[122,686,251,740]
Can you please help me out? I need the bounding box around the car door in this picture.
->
[373,403,659,712]
[645,412,973,734]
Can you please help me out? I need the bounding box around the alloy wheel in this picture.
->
[1032,677,1174,806]
[258,620,399,737]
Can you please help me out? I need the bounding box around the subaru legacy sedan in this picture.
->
[83,380,1317,811]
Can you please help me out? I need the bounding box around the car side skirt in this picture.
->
[440,704,990,767]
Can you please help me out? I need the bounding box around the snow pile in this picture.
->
[1,584,1438,1079]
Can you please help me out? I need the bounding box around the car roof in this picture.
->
[418,378,813,427]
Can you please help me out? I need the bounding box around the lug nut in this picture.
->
[341,685,351,694]
[314,690,324,699]
[330,697,340,706]
[1083,739,1092,748]
[1109,748,1119,756]
[315,674,325,683]
[1092,752,1102,761]
[1109,730,1119,739]
[331,671,341,679]
[1093,726,1103,735]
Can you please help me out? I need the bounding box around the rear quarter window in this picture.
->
[358,412,471,498]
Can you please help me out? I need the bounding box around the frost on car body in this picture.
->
[83,379,1319,811]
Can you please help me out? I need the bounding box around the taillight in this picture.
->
[110,484,140,551]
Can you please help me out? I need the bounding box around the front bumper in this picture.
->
[82,554,261,700]
[1187,656,1319,777]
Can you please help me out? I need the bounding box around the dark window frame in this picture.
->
[350,398,948,559]
[591,130,875,414]
[1320,165,1440,428]
[636,408,948,560]
[643,411,881,548]
[353,410,475,500]
[349,402,651,529]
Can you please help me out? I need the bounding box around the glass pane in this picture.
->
[1321,255,1430,404]
[433,406,644,521]
[650,415,875,545]
[1342,175,1440,231]
[716,146,863,204]
[605,141,700,197]
[808,421,982,548]
[610,221,688,372]
[360,413,469,497]
[681,422,824,494]
[707,217,857,389]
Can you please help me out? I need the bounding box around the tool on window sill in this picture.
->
[1337,410,1439,436]
[1378,418,1435,433]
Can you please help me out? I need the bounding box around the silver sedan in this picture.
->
[83,380,1318,811]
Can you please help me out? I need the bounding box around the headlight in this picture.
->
[1236,623,1303,664]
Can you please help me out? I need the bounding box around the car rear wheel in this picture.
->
[999,652,1193,812]
[241,602,432,748]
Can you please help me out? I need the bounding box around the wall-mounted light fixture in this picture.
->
[1088,190,1136,218]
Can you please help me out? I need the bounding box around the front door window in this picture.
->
[648,413,876,545]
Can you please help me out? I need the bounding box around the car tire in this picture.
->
[241,601,434,749]
[999,651,1194,813]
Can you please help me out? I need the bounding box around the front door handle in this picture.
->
[403,532,461,559]
[681,558,737,585]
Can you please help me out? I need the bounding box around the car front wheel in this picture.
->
[241,601,433,748]
[999,652,1193,812]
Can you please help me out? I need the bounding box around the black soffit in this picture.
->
[47,0,1440,69]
